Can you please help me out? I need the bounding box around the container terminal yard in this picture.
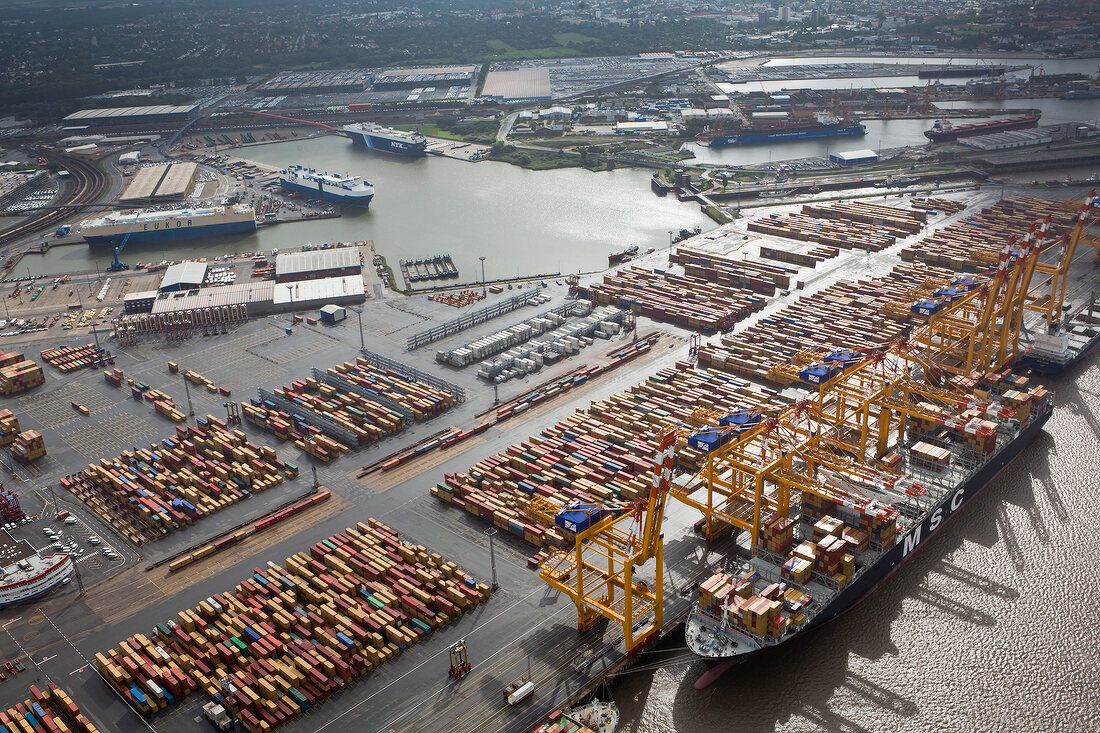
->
[0,172,1095,733]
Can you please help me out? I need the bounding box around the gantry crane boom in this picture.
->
[539,430,678,652]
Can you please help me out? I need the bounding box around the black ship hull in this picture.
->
[693,403,1052,676]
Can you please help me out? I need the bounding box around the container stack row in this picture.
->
[1,683,100,733]
[40,344,109,373]
[271,378,405,439]
[328,357,457,421]
[437,301,591,369]
[94,519,489,732]
[476,306,625,384]
[0,409,20,446]
[61,416,296,545]
[10,430,45,465]
[578,267,765,332]
[800,201,927,235]
[668,247,796,291]
[697,263,956,384]
[899,195,1079,270]
[909,197,967,214]
[759,244,840,268]
[242,402,354,461]
[433,361,784,547]
[749,211,901,252]
[0,356,43,395]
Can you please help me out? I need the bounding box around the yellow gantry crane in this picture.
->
[538,431,677,652]
[1026,189,1096,328]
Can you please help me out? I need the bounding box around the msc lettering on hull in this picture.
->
[902,487,965,558]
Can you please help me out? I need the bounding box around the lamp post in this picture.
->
[352,306,365,349]
[479,256,487,295]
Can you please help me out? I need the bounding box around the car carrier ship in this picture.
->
[79,205,257,246]
[278,165,375,207]
[699,112,865,147]
[342,122,428,156]
[0,532,74,609]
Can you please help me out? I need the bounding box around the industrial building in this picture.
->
[480,69,552,103]
[122,290,159,314]
[275,248,362,284]
[119,162,197,202]
[274,276,365,308]
[256,71,366,95]
[61,105,197,127]
[373,66,476,90]
[958,129,1055,151]
[159,262,208,293]
[151,280,275,314]
[614,120,670,135]
[830,149,879,166]
[150,161,198,199]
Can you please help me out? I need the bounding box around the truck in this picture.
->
[203,702,233,731]
[503,677,534,705]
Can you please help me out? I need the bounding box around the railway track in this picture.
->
[0,154,108,248]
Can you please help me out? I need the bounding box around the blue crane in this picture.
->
[106,212,140,272]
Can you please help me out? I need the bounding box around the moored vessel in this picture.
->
[278,165,375,207]
[700,112,865,148]
[79,205,257,246]
[924,115,1039,142]
[0,532,74,609]
[343,122,428,156]
[608,245,639,265]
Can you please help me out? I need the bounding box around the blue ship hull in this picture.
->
[345,130,427,157]
[707,124,866,147]
[1017,332,1100,374]
[84,220,257,246]
[279,178,374,207]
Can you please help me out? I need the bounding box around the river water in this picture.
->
[615,356,1100,732]
[19,137,712,282]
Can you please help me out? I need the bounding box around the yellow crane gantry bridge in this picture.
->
[538,211,1072,653]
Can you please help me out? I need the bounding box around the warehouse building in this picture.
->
[150,162,198,200]
[273,276,366,309]
[256,71,366,95]
[152,280,275,315]
[275,248,362,284]
[830,149,879,166]
[373,66,476,90]
[119,165,170,203]
[159,262,208,293]
[614,120,670,135]
[480,69,552,103]
[62,105,197,127]
[122,290,159,314]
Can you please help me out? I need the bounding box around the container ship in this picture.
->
[924,115,1039,142]
[683,367,1052,679]
[1019,299,1100,374]
[700,113,865,147]
[278,165,375,207]
[343,123,427,157]
[0,533,74,609]
[608,245,639,265]
[79,205,257,246]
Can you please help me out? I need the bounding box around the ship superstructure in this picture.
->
[0,532,74,608]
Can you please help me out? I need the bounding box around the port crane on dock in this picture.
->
[538,431,676,653]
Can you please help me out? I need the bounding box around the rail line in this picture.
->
[0,154,108,248]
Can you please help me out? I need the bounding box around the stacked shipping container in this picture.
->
[1,683,101,733]
[62,415,297,545]
[433,361,785,547]
[95,519,489,731]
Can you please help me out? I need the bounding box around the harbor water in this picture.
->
[616,356,1100,731]
[17,136,712,281]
